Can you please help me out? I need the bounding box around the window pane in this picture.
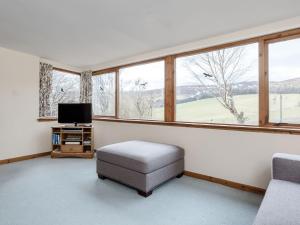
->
[119,61,164,120]
[92,72,115,116]
[50,70,80,116]
[269,38,300,124]
[176,43,259,125]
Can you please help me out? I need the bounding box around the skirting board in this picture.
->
[184,171,266,195]
[0,152,266,195]
[0,151,51,165]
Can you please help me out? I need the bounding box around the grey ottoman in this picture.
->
[96,140,184,197]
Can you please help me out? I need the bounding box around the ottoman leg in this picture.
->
[98,174,107,180]
[176,172,184,178]
[137,190,153,198]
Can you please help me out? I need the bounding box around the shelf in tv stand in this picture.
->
[51,126,94,159]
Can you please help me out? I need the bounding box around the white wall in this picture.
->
[0,47,57,160]
[94,121,300,189]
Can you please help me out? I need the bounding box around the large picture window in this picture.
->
[268,37,300,124]
[92,72,116,116]
[40,29,300,134]
[176,43,259,125]
[50,70,80,116]
[119,61,165,120]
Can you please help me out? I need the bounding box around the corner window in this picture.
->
[50,70,80,116]
[92,72,116,116]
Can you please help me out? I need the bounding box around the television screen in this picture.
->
[58,103,92,124]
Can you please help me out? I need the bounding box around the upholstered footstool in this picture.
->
[96,140,184,197]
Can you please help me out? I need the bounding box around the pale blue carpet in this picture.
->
[0,157,263,225]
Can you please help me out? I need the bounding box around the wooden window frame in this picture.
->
[38,68,81,121]
[41,28,300,135]
[94,59,166,121]
[174,39,260,126]
[53,67,81,76]
[92,70,118,119]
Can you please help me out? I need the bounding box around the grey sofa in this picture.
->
[253,153,300,225]
[96,140,184,197]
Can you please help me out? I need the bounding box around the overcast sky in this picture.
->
[269,38,300,82]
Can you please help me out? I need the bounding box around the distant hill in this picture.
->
[125,77,300,107]
[270,77,300,93]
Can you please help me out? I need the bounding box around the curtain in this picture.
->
[80,71,92,103]
[39,62,53,117]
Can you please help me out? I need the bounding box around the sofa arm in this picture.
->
[272,153,300,184]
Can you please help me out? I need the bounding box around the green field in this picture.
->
[152,94,300,124]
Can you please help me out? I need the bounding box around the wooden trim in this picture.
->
[174,28,300,59]
[175,37,260,58]
[93,58,165,75]
[262,28,300,42]
[38,115,300,135]
[93,117,300,135]
[259,40,269,126]
[165,56,175,122]
[53,67,81,75]
[92,68,118,76]
[115,70,120,118]
[0,151,51,165]
[184,170,265,194]
[37,117,57,122]
[51,150,94,159]
[119,57,165,69]
[265,33,300,44]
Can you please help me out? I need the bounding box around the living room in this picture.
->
[1,1,300,225]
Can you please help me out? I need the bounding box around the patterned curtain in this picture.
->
[80,71,92,103]
[39,62,53,117]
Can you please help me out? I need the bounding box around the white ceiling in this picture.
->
[0,0,300,69]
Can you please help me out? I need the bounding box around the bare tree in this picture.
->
[120,78,154,119]
[185,46,252,124]
[132,79,154,119]
[50,74,80,116]
[93,75,114,115]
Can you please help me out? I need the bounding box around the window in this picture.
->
[50,29,300,134]
[176,43,259,125]
[92,72,116,116]
[50,70,80,116]
[119,61,165,120]
[268,37,300,124]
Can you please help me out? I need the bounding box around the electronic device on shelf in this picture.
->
[58,103,92,126]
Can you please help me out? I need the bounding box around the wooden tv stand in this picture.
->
[51,126,94,159]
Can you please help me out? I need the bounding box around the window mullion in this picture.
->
[115,69,120,119]
[165,56,175,122]
[259,40,269,126]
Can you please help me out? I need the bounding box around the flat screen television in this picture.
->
[58,103,92,125]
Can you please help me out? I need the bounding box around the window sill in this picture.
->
[93,117,300,135]
[37,116,300,135]
[37,117,57,122]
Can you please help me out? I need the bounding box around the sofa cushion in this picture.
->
[96,140,184,174]
[253,179,300,225]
